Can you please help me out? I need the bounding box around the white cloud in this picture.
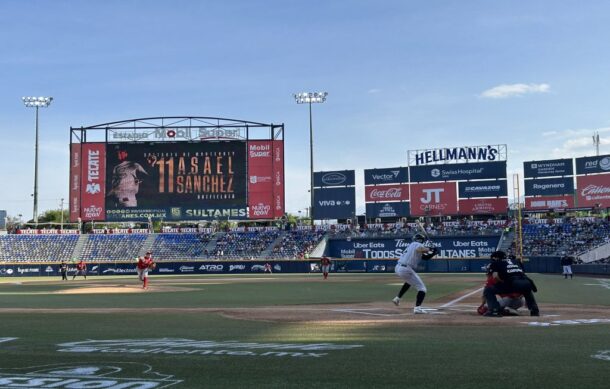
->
[367,88,381,94]
[547,127,610,158]
[480,83,550,99]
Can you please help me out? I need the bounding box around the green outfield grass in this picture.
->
[0,273,608,388]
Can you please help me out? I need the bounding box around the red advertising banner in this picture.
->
[248,141,274,219]
[272,140,285,218]
[410,182,458,216]
[576,174,610,208]
[365,184,409,202]
[69,144,81,222]
[79,143,106,221]
[459,198,508,215]
[525,195,575,210]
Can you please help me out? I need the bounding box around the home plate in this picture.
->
[418,307,447,315]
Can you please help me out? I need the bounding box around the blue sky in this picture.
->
[1,0,609,220]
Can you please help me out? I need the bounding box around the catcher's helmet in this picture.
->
[490,250,507,260]
[412,233,427,243]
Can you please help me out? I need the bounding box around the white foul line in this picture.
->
[440,287,483,308]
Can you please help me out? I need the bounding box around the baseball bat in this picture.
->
[415,219,430,241]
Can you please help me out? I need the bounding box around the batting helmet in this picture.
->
[490,250,507,260]
[412,233,427,243]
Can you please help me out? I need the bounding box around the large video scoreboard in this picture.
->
[70,117,284,222]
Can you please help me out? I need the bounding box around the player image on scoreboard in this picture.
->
[105,142,247,220]
[107,150,148,207]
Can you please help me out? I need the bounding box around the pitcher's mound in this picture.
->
[55,285,194,294]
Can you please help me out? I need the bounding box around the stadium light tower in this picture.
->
[293,92,327,223]
[22,96,53,225]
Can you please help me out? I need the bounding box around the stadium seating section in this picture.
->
[0,219,608,263]
[0,234,79,262]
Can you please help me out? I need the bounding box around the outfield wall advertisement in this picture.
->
[314,170,356,187]
[409,161,507,182]
[365,202,410,218]
[523,158,574,178]
[524,177,575,196]
[409,182,458,216]
[365,184,409,202]
[313,187,356,219]
[364,167,408,185]
[458,198,508,215]
[79,143,107,222]
[575,154,610,175]
[576,174,610,208]
[327,236,501,259]
[458,180,507,198]
[525,195,575,211]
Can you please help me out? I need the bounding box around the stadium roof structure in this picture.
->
[70,116,284,143]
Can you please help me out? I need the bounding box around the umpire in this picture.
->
[483,251,540,317]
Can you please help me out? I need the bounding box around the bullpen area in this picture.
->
[0,273,609,388]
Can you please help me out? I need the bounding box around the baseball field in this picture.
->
[0,272,608,388]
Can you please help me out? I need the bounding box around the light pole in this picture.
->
[60,197,65,230]
[293,92,327,224]
[22,96,53,225]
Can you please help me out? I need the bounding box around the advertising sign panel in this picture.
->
[105,142,247,221]
[523,158,573,178]
[410,182,458,216]
[69,144,81,222]
[458,180,508,198]
[365,202,410,218]
[272,140,285,218]
[247,141,273,219]
[0,210,6,229]
[409,161,507,182]
[524,195,575,211]
[365,184,409,202]
[458,198,508,215]
[328,236,500,259]
[409,145,505,166]
[364,167,408,185]
[314,170,355,187]
[524,177,574,196]
[576,174,610,208]
[80,143,106,221]
[575,154,610,175]
[313,187,356,219]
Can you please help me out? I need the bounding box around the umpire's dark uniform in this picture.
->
[483,251,539,316]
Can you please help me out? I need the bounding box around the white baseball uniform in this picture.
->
[395,241,427,292]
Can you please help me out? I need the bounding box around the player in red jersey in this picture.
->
[320,256,331,280]
[72,259,87,280]
[136,251,155,289]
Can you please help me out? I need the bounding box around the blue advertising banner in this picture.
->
[523,158,574,178]
[327,236,500,259]
[364,167,409,185]
[409,161,507,182]
[313,187,356,219]
[0,261,313,277]
[458,180,508,198]
[313,170,355,187]
[575,154,610,175]
[365,202,410,218]
[524,177,575,196]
